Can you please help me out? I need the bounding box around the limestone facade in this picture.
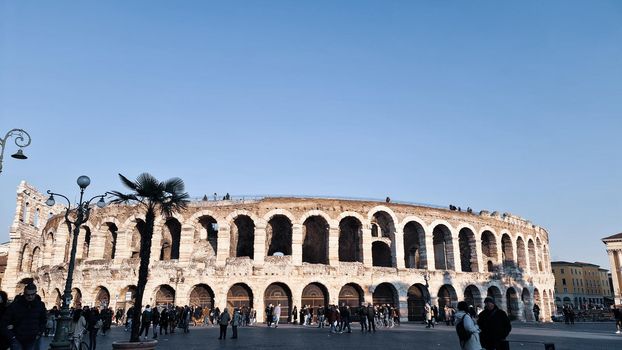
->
[602,233,622,305]
[2,181,555,322]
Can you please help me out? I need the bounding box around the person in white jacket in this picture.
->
[455,301,482,350]
[70,309,88,350]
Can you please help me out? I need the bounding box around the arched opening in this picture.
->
[95,286,110,308]
[130,221,145,259]
[339,283,364,309]
[506,287,520,320]
[437,285,458,316]
[458,228,477,272]
[521,288,532,321]
[486,286,502,305]
[301,283,329,308]
[371,223,379,237]
[371,211,396,265]
[103,223,118,260]
[264,283,292,323]
[54,288,62,308]
[33,208,40,228]
[118,285,137,312]
[44,232,55,265]
[338,217,363,262]
[407,283,430,321]
[81,226,92,259]
[230,215,255,259]
[403,221,426,269]
[197,216,218,256]
[267,215,293,256]
[516,237,526,270]
[19,244,30,272]
[71,288,82,308]
[464,285,482,308]
[161,218,181,260]
[189,284,215,309]
[371,241,392,267]
[528,239,537,272]
[227,283,253,310]
[373,282,398,307]
[302,216,328,264]
[501,234,514,269]
[536,238,543,272]
[30,247,41,272]
[481,231,498,272]
[433,225,454,270]
[154,285,176,306]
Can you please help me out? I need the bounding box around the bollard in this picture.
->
[544,343,555,350]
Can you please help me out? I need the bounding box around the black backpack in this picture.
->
[456,315,472,342]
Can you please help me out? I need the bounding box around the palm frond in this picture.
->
[108,191,138,204]
[118,174,138,191]
[163,177,185,194]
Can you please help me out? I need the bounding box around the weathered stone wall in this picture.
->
[2,182,556,322]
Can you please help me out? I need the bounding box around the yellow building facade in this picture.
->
[551,261,611,310]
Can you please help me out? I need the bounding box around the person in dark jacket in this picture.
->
[159,308,169,335]
[477,297,511,350]
[84,306,101,350]
[358,303,368,332]
[1,283,46,350]
[139,305,152,340]
[366,303,376,333]
[151,307,160,339]
[217,308,231,340]
[0,291,10,350]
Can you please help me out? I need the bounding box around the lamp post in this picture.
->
[0,128,31,174]
[47,176,109,350]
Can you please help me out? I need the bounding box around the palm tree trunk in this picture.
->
[130,209,155,342]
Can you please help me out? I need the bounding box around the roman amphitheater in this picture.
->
[2,181,555,322]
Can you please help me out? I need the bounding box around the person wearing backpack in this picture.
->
[455,301,481,350]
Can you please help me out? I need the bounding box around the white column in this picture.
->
[253,225,266,265]
[292,224,303,265]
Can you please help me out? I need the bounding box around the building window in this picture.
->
[562,278,566,285]
[561,268,565,274]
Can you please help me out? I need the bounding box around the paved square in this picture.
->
[40,322,621,350]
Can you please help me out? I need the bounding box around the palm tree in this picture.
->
[110,173,189,342]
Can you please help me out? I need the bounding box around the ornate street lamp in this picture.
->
[47,176,109,350]
[0,128,32,174]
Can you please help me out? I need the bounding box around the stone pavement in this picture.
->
[40,322,621,350]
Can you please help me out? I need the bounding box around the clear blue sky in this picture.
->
[1,1,621,268]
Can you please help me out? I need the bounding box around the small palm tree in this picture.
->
[110,173,189,342]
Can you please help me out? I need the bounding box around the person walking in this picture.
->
[532,304,540,322]
[455,301,481,350]
[358,303,368,332]
[477,297,511,350]
[159,308,169,335]
[1,283,47,350]
[139,305,152,340]
[273,304,281,328]
[217,308,231,340]
[265,304,273,327]
[425,303,434,328]
[85,307,101,350]
[69,309,87,350]
[292,306,298,325]
[231,308,242,339]
[151,307,160,339]
[366,303,376,333]
[340,304,351,333]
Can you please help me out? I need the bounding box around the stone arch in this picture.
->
[369,209,397,265]
[154,284,176,306]
[339,283,365,308]
[94,286,111,308]
[506,287,520,320]
[372,282,398,307]
[230,215,255,259]
[227,283,253,310]
[19,243,31,272]
[486,286,502,305]
[371,241,392,267]
[302,216,329,264]
[301,282,329,308]
[195,215,218,258]
[536,237,543,272]
[516,236,527,270]
[266,215,293,256]
[437,284,458,311]
[407,283,430,321]
[29,246,41,272]
[81,226,92,259]
[160,217,181,260]
[403,220,426,269]
[464,285,482,308]
[117,285,137,311]
[458,227,478,272]
[338,216,363,262]
[129,220,144,259]
[521,287,533,321]
[501,233,515,269]
[72,288,82,308]
[481,230,498,272]
[432,224,454,270]
[528,239,537,272]
[103,222,119,260]
[264,282,292,323]
[189,284,215,309]
[43,231,55,265]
